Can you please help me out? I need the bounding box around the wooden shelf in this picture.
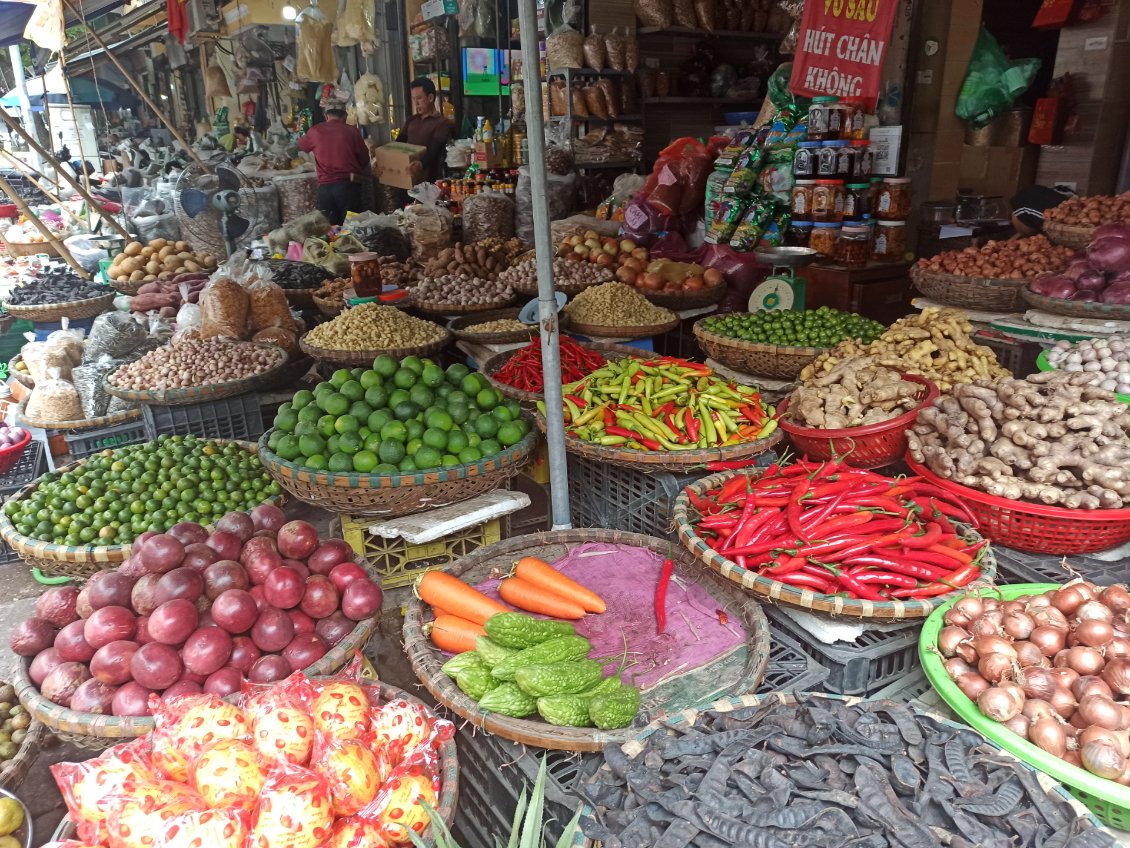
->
[636,26,781,40]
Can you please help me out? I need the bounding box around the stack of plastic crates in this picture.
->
[142,395,265,442]
[994,547,1124,587]
[64,420,148,460]
[0,441,47,564]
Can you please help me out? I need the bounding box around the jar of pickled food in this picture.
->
[793,141,821,178]
[835,144,854,181]
[841,99,867,140]
[873,220,907,261]
[810,222,841,257]
[791,180,816,221]
[786,221,813,247]
[349,252,383,297]
[836,225,871,268]
[876,177,913,220]
[816,142,844,178]
[843,183,871,221]
[812,180,844,223]
[850,140,872,179]
[807,96,839,141]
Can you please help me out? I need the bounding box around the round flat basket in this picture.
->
[16,404,141,434]
[1020,287,1130,320]
[641,283,726,310]
[566,691,1109,848]
[258,425,537,516]
[566,315,680,342]
[449,307,537,345]
[905,455,1130,554]
[103,344,288,406]
[778,374,939,469]
[910,265,1028,311]
[481,341,643,404]
[313,294,343,317]
[283,287,317,308]
[920,583,1129,829]
[404,529,771,753]
[0,716,47,791]
[298,328,451,368]
[3,240,60,258]
[535,411,783,474]
[257,353,315,392]
[0,440,275,579]
[692,320,826,380]
[674,468,997,619]
[1043,220,1095,250]
[6,356,32,389]
[4,291,116,323]
[411,294,517,316]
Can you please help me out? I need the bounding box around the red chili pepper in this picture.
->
[716,609,729,626]
[900,522,943,550]
[819,565,885,601]
[843,553,947,581]
[847,570,919,588]
[636,435,663,451]
[686,489,716,516]
[775,571,835,592]
[806,511,874,539]
[564,394,586,408]
[896,548,972,573]
[602,408,616,426]
[926,543,973,565]
[655,557,674,635]
[786,479,811,541]
[686,409,701,442]
[697,514,739,529]
[760,554,806,577]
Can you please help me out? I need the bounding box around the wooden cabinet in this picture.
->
[803,261,914,325]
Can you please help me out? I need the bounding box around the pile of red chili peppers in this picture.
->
[687,458,987,602]
[493,337,605,393]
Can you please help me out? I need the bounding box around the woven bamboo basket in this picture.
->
[535,410,782,473]
[7,356,32,389]
[1020,288,1130,320]
[0,716,47,791]
[641,282,726,310]
[299,328,451,368]
[673,468,997,619]
[512,275,611,297]
[283,287,317,308]
[16,404,141,434]
[3,240,60,258]
[109,277,144,296]
[257,353,315,392]
[313,294,343,317]
[481,341,643,404]
[4,291,116,323]
[1044,220,1095,250]
[411,294,518,316]
[103,344,288,406]
[404,529,771,752]
[449,308,537,344]
[258,426,537,516]
[566,315,680,341]
[692,319,826,380]
[910,265,1029,311]
[0,440,275,579]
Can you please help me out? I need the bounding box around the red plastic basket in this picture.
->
[777,375,939,469]
[905,455,1130,555]
[0,430,31,476]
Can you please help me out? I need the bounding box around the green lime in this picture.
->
[458,447,483,464]
[505,401,522,420]
[467,407,481,421]
[292,389,315,410]
[393,368,418,389]
[388,389,411,409]
[374,355,398,377]
[364,433,382,453]
[352,450,379,473]
[479,439,501,456]
[368,409,393,433]
[338,432,364,455]
[379,440,407,464]
[401,355,424,375]
[442,454,461,467]
[446,389,469,406]
[409,384,435,408]
[349,401,373,422]
[364,386,388,409]
[293,420,317,438]
[425,409,454,432]
[374,463,398,474]
[413,446,442,469]
[358,426,372,440]
[330,368,353,388]
[446,362,470,386]
[421,364,445,388]
[497,422,523,447]
[335,415,360,434]
[298,434,326,457]
[359,370,383,390]
[351,367,366,380]
[276,434,301,461]
[406,437,423,456]
[380,420,408,442]
[274,405,298,432]
[476,388,500,411]
[297,404,322,425]
[445,429,469,454]
[327,434,341,455]
[319,392,350,417]
[319,414,338,438]
[492,404,514,423]
[305,453,327,470]
[474,415,499,439]
[405,419,425,441]
[340,380,364,402]
[461,373,485,397]
[328,452,354,473]
[513,418,531,438]
[267,431,281,451]
[313,380,331,397]
[394,401,421,421]
[398,456,418,473]
[467,432,482,447]
[423,428,449,450]
[436,384,452,398]
[448,403,470,426]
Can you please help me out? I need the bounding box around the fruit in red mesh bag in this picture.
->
[369,700,431,766]
[151,695,249,781]
[107,784,204,848]
[250,764,335,848]
[311,681,370,741]
[190,738,269,811]
[163,809,250,848]
[373,772,437,845]
[252,701,315,765]
[52,742,157,845]
[326,819,390,848]
[317,739,388,816]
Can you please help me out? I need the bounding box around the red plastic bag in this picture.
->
[189,737,270,812]
[645,138,717,218]
[311,728,392,817]
[243,673,317,766]
[51,738,158,846]
[160,808,251,848]
[368,699,439,768]
[106,782,206,848]
[356,749,444,846]
[148,692,250,781]
[249,760,335,848]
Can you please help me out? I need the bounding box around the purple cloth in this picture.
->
[475,543,745,692]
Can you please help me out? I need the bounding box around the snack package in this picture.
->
[721,148,765,197]
[729,200,774,251]
[198,276,250,340]
[705,196,750,245]
[759,147,796,200]
[759,206,793,248]
[25,367,84,421]
[713,130,756,171]
[583,25,606,70]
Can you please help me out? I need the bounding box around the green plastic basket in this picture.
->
[1036,350,1130,406]
[919,582,1130,830]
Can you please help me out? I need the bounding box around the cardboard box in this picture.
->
[473,141,504,169]
[375,142,426,189]
[958,145,1039,202]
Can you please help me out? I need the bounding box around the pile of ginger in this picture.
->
[790,361,922,429]
[907,371,1130,509]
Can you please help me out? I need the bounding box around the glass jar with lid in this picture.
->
[876,177,913,221]
[816,141,845,178]
[812,180,844,223]
[791,180,816,222]
[793,141,821,178]
[808,96,843,141]
[350,252,383,297]
[843,183,871,221]
[850,140,872,179]
[840,99,867,140]
[836,225,871,267]
[873,220,907,262]
[810,222,841,257]
[786,221,814,248]
[835,144,855,181]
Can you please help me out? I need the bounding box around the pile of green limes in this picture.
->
[268,355,532,475]
[3,436,280,546]
[702,307,885,348]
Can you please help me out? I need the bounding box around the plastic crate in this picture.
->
[567,451,778,541]
[507,471,551,535]
[142,394,265,442]
[763,603,921,697]
[993,548,1124,587]
[973,331,1042,378]
[0,439,45,490]
[869,668,931,704]
[64,420,148,460]
[339,514,503,589]
[760,628,830,694]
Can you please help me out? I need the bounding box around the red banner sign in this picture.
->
[788,0,900,106]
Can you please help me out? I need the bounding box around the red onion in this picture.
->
[1049,685,1078,719]
[972,635,1017,659]
[943,658,975,680]
[952,595,985,621]
[1099,585,1130,614]
[1051,585,1087,616]
[1076,599,1114,624]
[1081,740,1127,780]
[1022,699,1059,722]
[1026,594,1052,612]
[1062,646,1106,676]
[1102,658,1130,695]
[1029,717,1068,757]
[978,686,1023,722]
[1072,675,1113,702]
[970,612,1004,637]
[1080,725,1130,757]
[956,673,990,701]
[982,598,1002,611]
[1107,636,1130,659]
[938,626,970,658]
[1002,714,1030,739]
[978,653,1015,683]
[1077,694,1125,730]
[1064,750,1084,768]
[1073,619,1114,649]
[1030,626,1067,657]
[1003,610,1035,640]
[1015,641,1047,669]
[1017,666,1056,701]
[1049,666,1080,689]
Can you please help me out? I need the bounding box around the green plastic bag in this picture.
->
[956,27,1041,129]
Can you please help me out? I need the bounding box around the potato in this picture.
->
[183,260,200,273]
[115,274,130,282]
[158,271,173,281]
[157,245,175,260]
[123,241,142,256]
[150,238,168,250]
[143,274,157,282]
[143,260,159,275]
[161,255,181,272]
[129,269,145,282]
[201,255,215,269]
[175,241,188,252]
[141,246,154,259]
[177,251,193,261]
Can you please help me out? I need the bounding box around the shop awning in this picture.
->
[0,64,122,109]
[0,0,128,49]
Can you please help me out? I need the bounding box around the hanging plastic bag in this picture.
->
[333,0,376,45]
[956,26,1042,128]
[405,183,454,259]
[546,25,584,70]
[26,367,84,421]
[583,26,606,71]
[645,137,716,218]
[354,74,386,124]
[296,9,338,83]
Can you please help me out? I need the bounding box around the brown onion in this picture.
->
[952,595,985,621]
[1029,717,1068,757]
[1003,611,1035,640]
[1034,607,1070,630]
[1071,711,1090,730]
[1030,625,1067,657]
[1026,594,1052,612]
[978,653,1015,683]
[1072,675,1113,702]
[1001,599,1026,615]
[1051,585,1087,616]
[1064,750,1083,768]
[1073,619,1114,649]
[1002,714,1030,739]
[1100,584,1130,613]
[1022,699,1059,722]
[1015,641,1047,669]
[1017,667,1056,701]
[1049,666,1080,689]
[1049,685,1078,719]
[938,626,970,658]
[1077,694,1125,730]
[943,657,975,680]
[1074,581,1099,600]
[1107,636,1130,659]
[944,608,973,629]
[1062,646,1106,676]
[972,635,1017,659]
[982,598,1002,612]
[978,686,1023,722]
[1081,740,1127,779]
[970,613,1004,637]
[1080,726,1130,757]
[1075,599,1114,624]
[1102,657,1130,695]
[956,673,990,701]
[999,680,1026,707]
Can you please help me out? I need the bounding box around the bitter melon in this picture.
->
[475,636,517,668]
[478,682,538,717]
[589,686,640,730]
[441,651,483,677]
[536,676,622,727]
[490,635,592,681]
[483,612,575,649]
[514,660,604,697]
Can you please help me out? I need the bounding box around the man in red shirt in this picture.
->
[297,108,371,225]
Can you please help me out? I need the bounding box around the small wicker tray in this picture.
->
[910,265,1029,311]
[258,426,537,516]
[566,315,680,341]
[4,240,60,258]
[674,468,996,619]
[693,319,826,380]
[411,294,518,315]
[16,404,141,434]
[0,716,47,790]
[449,308,538,345]
[313,294,343,317]
[103,344,288,406]
[4,291,116,323]
[481,340,643,404]
[1020,288,1130,320]
[403,529,771,752]
[7,355,32,389]
[1043,220,1095,250]
[641,282,726,310]
[299,328,451,368]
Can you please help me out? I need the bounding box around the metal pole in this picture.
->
[517,0,571,529]
[0,173,90,278]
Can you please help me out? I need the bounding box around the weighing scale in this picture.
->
[750,247,818,312]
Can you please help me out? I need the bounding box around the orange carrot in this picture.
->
[515,556,607,614]
[431,606,453,619]
[429,615,486,653]
[418,571,508,625]
[499,577,586,619]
